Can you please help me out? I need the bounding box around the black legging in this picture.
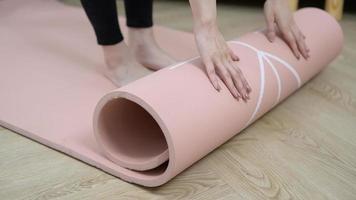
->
[80,0,153,45]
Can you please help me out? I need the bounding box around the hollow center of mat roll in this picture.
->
[97,98,169,171]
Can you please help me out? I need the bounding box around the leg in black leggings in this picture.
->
[80,0,153,45]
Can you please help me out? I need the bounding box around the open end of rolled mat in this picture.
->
[95,96,170,171]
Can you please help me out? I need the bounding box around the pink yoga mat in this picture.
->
[0,0,343,187]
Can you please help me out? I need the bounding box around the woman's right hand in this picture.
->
[193,22,251,101]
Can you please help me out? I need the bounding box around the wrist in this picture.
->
[265,0,288,5]
[190,0,217,31]
[193,18,218,34]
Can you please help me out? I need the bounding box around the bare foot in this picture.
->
[102,42,152,87]
[128,27,176,71]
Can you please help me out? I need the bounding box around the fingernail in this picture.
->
[268,32,275,42]
[243,97,247,103]
[235,92,239,99]
[216,83,221,91]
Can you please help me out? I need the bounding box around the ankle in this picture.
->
[102,41,133,69]
[127,27,156,48]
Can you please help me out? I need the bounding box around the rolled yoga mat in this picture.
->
[0,0,342,187]
[92,9,343,186]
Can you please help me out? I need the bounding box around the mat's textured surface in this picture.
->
[0,0,343,187]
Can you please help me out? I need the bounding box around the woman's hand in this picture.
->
[194,22,251,101]
[264,0,309,59]
[189,0,251,101]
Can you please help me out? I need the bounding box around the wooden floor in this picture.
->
[1,1,356,199]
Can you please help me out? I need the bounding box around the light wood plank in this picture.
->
[289,0,299,11]
[326,0,344,20]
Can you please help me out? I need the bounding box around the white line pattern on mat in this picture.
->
[229,41,301,126]
[168,41,301,126]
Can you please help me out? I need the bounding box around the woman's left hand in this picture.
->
[264,0,310,59]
